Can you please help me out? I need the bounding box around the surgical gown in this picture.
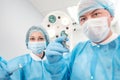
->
[68,35,120,80]
[0,57,11,80]
[7,54,53,80]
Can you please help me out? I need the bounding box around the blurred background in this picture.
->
[0,0,120,60]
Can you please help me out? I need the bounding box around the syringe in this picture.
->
[8,63,23,76]
[60,30,69,49]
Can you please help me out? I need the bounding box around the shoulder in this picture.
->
[112,35,120,48]
[69,41,89,61]
[117,35,120,41]
[7,54,31,70]
[72,41,89,53]
[9,54,30,62]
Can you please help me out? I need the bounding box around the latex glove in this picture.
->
[46,36,69,63]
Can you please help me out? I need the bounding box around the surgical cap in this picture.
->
[77,0,114,20]
[26,25,50,47]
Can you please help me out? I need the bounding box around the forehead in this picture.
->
[80,9,109,17]
[29,31,44,37]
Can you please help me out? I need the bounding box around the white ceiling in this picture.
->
[29,0,120,28]
[29,0,79,16]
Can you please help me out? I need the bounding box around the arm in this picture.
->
[44,36,70,80]
[112,49,120,80]
[7,56,27,80]
[10,69,23,80]
[0,57,11,80]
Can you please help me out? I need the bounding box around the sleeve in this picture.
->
[0,57,7,64]
[44,41,88,80]
[10,69,23,80]
[0,57,11,80]
[7,55,28,80]
[112,49,120,80]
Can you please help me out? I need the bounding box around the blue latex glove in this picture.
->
[0,62,11,80]
[46,36,69,63]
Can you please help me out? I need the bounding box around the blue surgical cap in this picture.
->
[77,0,114,20]
[26,25,50,47]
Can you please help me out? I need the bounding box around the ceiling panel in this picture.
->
[29,0,79,16]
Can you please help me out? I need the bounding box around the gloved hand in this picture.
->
[45,36,69,63]
[0,62,11,80]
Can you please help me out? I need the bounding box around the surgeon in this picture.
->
[7,25,54,80]
[0,57,11,80]
[45,0,120,80]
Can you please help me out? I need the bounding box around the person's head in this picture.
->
[26,25,50,54]
[77,0,114,43]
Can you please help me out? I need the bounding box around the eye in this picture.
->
[38,37,45,41]
[80,17,87,24]
[92,12,102,17]
[29,37,35,41]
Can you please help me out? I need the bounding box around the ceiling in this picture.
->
[29,0,120,27]
[29,0,79,16]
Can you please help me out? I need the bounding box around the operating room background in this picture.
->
[0,0,120,60]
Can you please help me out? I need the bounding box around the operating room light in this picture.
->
[47,29,56,38]
[61,17,69,25]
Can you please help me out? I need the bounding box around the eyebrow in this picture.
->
[29,36,35,38]
[80,9,100,18]
[30,35,44,37]
[91,9,100,14]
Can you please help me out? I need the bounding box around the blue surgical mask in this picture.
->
[28,41,46,54]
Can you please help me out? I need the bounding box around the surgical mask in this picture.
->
[82,17,110,43]
[28,41,46,54]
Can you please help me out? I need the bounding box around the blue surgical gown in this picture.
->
[0,57,11,80]
[68,35,120,80]
[7,54,53,80]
